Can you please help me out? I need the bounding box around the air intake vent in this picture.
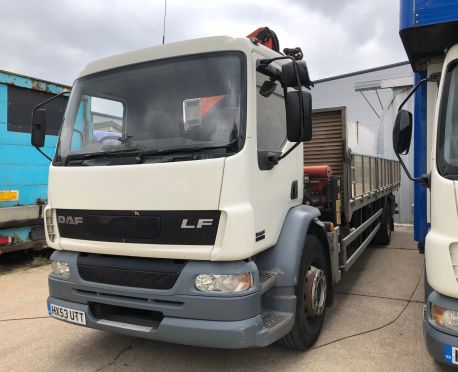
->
[87,215,161,240]
[449,243,458,280]
[45,209,57,243]
[77,254,186,290]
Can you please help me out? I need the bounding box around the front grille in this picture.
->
[78,266,179,289]
[87,215,160,240]
[77,254,186,290]
[57,209,221,245]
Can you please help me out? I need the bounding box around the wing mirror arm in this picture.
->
[394,152,430,187]
[398,73,440,111]
[393,74,439,189]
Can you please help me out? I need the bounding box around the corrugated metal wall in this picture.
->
[304,107,346,177]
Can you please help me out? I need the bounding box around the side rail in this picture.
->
[349,154,400,214]
[337,154,400,273]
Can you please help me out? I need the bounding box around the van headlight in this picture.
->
[432,304,458,331]
[195,273,253,293]
[51,260,70,279]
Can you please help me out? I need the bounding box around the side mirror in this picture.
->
[281,60,313,89]
[393,109,413,155]
[285,90,312,142]
[31,109,47,148]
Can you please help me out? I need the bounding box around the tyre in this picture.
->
[279,235,328,350]
[372,199,392,246]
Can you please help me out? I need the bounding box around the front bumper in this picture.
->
[47,296,266,348]
[47,250,294,348]
[424,291,458,367]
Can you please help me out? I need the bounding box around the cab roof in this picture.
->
[78,36,282,78]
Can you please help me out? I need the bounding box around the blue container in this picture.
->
[0,70,70,254]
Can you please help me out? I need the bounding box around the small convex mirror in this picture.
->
[259,80,277,97]
[393,109,413,155]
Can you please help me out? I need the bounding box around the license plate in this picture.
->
[444,345,458,365]
[48,304,86,325]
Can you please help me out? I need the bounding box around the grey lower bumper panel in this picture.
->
[47,250,295,348]
[48,296,290,348]
[425,290,458,367]
[424,320,458,367]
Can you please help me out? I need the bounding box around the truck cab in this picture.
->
[36,36,328,349]
[35,34,399,350]
[396,0,458,365]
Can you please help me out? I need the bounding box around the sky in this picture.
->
[0,0,408,86]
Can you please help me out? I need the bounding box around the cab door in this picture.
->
[250,53,303,249]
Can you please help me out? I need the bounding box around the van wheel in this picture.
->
[373,199,392,246]
[279,235,327,350]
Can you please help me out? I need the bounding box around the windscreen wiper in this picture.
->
[135,139,238,162]
[65,139,238,165]
[64,147,139,165]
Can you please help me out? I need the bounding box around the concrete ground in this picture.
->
[0,227,454,371]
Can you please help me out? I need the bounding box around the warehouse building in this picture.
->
[311,62,414,224]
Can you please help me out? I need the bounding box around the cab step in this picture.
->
[259,271,279,294]
[262,311,291,329]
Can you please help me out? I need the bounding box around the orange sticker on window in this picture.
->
[200,95,225,117]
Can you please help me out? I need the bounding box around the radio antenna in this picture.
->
[162,0,168,44]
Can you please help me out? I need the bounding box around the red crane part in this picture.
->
[303,165,332,178]
[246,27,280,52]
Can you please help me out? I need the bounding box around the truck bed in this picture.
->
[307,107,400,222]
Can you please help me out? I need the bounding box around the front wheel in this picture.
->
[279,235,328,350]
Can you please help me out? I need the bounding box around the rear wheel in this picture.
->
[373,199,392,246]
[279,235,328,350]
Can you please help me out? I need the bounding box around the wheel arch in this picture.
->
[308,221,334,306]
[256,205,334,305]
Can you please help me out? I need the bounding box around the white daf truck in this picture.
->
[396,0,458,365]
[32,34,399,349]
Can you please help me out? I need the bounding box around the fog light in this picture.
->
[51,261,70,279]
[432,304,458,331]
[195,273,253,293]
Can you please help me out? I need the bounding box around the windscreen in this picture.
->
[437,61,458,178]
[55,52,245,164]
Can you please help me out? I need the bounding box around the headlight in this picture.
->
[432,304,458,331]
[51,261,70,279]
[195,273,253,293]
